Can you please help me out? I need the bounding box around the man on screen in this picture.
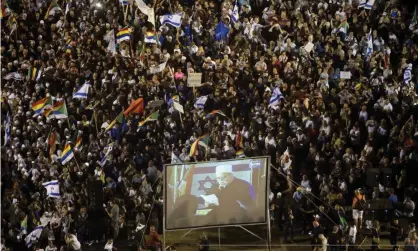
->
[204,165,257,224]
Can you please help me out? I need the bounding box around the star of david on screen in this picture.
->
[164,157,269,230]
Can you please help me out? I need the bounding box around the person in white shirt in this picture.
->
[348,222,357,245]
[317,234,327,251]
[63,233,81,251]
[45,241,58,251]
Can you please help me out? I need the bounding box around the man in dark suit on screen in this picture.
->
[204,165,257,224]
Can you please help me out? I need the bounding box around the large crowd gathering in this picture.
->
[2,0,418,250]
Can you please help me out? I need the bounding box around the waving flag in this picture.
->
[74,137,82,151]
[194,96,208,109]
[32,97,52,116]
[44,0,61,19]
[404,64,413,84]
[268,87,284,110]
[4,112,11,146]
[135,0,155,26]
[43,180,60,198]
[364,0,375,10]
[106,111,124,131]
[97,143,113,167]
[124,98,144,116]
[65,1,70,15]
[20,215,28,233]
[25,226,44,247]
[231,1,239,23]
[215,21,229,41]
[60,144,74,165]
[73,82,91,99]
[116,28,131,43]
[144,31,157,43]
[358,0,366,8]
[206,110,227,118]
[410,7,417,31]
[119,0,128,5]
[0,0,6,19]
[51,100,68,119]
[104,30,116,54]
[28,67,42,81]
[171,151,183,164]
[160,13,182,27]
[189,134,210,157]
[149,61,167,74]
[138,111,159,127]
[47,131,57,157]
[3,72,22,81]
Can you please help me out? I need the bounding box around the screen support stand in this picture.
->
[218,228,221,250]
[237,226,264,240]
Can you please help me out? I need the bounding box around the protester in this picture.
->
[1,0,418,250]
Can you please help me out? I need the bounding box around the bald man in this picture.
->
[205,165,256,224]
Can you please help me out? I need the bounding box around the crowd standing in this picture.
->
[2,0,418,250]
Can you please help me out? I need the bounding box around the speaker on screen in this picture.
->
[164,157,269,230]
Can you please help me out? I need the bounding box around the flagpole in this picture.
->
[124,4,129,23]
[93,110,99,135]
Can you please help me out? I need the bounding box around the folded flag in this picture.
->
[27,67,42,81]
[189,134,210,157]
[160,13,182,28]
[106,111,124,131]
[194,95,208,109]
[206,110,227,118]
[32,97,52,116]
[43,180,60,198]
[20,215,28,232]
[231,1,239,23]
[124,98,144,116]
[268,87,284,110]
[25,226,44,247]
[116,28,131,43]
[60,144,74,165]
[4,112,11,146]
[138,111,159,127]
[144,31,157,44]
[73,82,90,99]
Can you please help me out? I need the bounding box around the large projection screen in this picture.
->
[164,157,269,230]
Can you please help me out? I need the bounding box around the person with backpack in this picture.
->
[352,189,366,230]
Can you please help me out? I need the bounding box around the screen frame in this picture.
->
[163,156,270,231]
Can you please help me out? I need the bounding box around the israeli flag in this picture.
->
[4,112,11,146]
[73,82,91,99]
[364,0,375,10]
[231,1,239,23]
[43,180,60,198]
[194,95,208,109]
[268,87,284,110]
[160,13,182,28]
[358,0,366,8]
[365,29,373,60]
[25,226,44,247]
[404,64,413,84]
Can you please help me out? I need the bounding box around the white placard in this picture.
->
[187,73,202,87]
[340,71,351,79]
[304,42,314,53]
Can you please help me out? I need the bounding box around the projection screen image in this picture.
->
[164,157,269,230]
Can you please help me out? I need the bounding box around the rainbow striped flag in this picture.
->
[61,144,74,165]
[74,137,82,151]
[236,149,245,158]
[138,111,159,127]
[20,215,28,232]
[144,31,157,44]
[206,110,227,118]
[235,132,243,148]
[31,97,52,116]
[116,28,131,43]
[51,100,68,119]
[106,111,124,131]
[27,67,42,81]
[189,134,210,157]
[44,0,61,19]
[0,0,7,19]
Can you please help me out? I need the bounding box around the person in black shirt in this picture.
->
[311,220,324,251]
[283,208,294,243]
[328,225,341,251]
[389,219,401,251]
[198,233,210,251]
[300,199,315,235]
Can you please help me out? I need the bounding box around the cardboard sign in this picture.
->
[304,42,314,53]
[187,73,202,87]
[340,71,351,79]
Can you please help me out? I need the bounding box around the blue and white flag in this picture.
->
[65,1,70,15]
[364,0,375,10]
[365,29,373,60]
[171,151,183,164]
[97,143,113,167]
[119,0,128,5]
[160,13,182,28]
[4,112,11,146]
[404,64,413,84]
[25,226,44,247]
[358,0,366,8]
[43,180,60,198]
[215,21,229,41]
[194,95,208,109]
[72,82,91,99]
[231,1,239,23]
[268,87,284,110]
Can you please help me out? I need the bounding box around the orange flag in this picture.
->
[123,98,144,116]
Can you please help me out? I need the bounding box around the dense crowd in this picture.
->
[2,0,418,250]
